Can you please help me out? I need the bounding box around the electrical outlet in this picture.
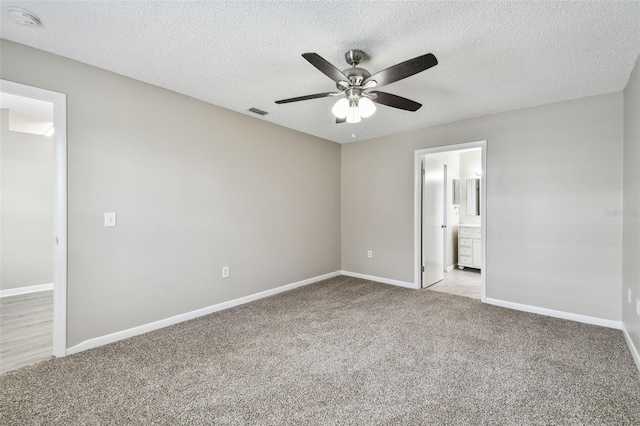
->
[367,250,373,259]
[629,287,633,304]
[222,266,230,278]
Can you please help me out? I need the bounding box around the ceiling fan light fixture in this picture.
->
[346,104,361,124]
[359,97,376,118]
[332,98,349,119]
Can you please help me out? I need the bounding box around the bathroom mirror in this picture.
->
[466,178,480,216]
[452,179,460,205]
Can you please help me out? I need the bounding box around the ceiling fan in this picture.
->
[275,50,438,124]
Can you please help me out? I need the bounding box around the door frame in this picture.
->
[442,164,448,272]
[1,79,68,357]
[414,140,487,301]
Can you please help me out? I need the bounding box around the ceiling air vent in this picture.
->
[248,107,268,116]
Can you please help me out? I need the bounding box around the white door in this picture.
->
[422,155,445,287]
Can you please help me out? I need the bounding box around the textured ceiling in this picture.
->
[1,1,639,143]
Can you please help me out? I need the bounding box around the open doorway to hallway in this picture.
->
[0,80,67,372]
[415,141,486,301]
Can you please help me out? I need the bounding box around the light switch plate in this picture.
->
[637,298,640,316]
[104,212,116,227]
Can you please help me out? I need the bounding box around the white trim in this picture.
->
[0,283,54,298]
[414,141,487,302]
[445,265,455,273]
[340,270,419,289]
[485,298,622,329]
[0,80,67,358]
[66,271,341,355]
[480,144,487,302]
[622,322,640,372]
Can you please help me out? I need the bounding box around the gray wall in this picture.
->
[0,109,54,290]
[623,55,640,352]
[0,40,341,347]
[459,149,482,226]
[342,93,623,321]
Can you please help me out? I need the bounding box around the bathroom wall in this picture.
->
[459,149,482,226]
[445,153,461,269]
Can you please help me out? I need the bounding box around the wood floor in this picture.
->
[0,290,53,373]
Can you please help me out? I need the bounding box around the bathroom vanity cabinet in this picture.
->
[458,224,481,270]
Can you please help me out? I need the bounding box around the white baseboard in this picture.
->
[622,322,640,372]
[0,283,53,298]
[445,265,455,273]
[66,271,341,355]
[485,298,622,329]
[340,270,419,289]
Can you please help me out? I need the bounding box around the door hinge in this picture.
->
[422,266,425,272]
[55,236,59,245]
[421,168,425,176]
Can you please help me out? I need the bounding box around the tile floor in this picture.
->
[427,267,481,299]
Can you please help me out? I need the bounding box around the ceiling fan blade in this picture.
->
[370,91,422,111]
[336,117,346,124]
[364,53,437,88]
[275,92,336,104]
[302,53,349,84]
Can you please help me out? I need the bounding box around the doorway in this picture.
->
[413,141,487,301]
[0,80,67,371]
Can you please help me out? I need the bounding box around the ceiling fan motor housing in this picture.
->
[338,67,371,90]
[344,49,365,67]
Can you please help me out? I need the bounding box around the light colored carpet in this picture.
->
[1,275,639,424]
